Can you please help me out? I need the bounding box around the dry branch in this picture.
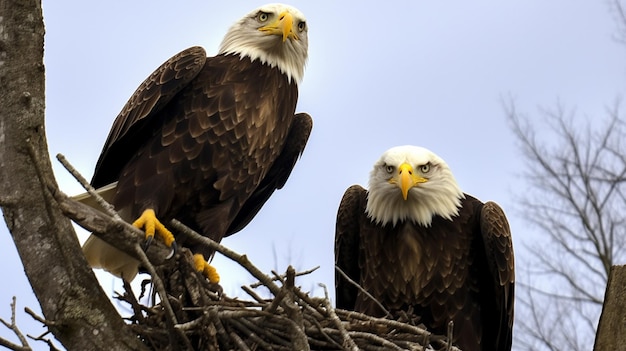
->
[0,297,31,351]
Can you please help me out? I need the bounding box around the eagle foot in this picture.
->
[133,209,176,249]
[193,253,220,284]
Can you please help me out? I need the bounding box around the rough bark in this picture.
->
[0,0,147,349]
[593,265,626,351]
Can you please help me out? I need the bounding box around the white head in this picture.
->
[219,3,309,84]
[365,145,465,227]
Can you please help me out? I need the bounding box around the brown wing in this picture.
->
[334,185,368,310]
[226,112,312,236]
[91,46,207,188]
[109,55,299,249]
[480,201,515,351]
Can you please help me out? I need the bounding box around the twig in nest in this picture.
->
[335,265,392,318]
[229,330,252,351]
[169,219,283,297]
[249,265,320,288]
[280,266,309,351]
[170,219,326,315]
[116,280,146,324]
[318,283,358,351]
[0,297,31,351]
[240,285,267,304]
[263,279,289,314]
[264,268,327,318]
[347,331,405,351]
[226,318,275,350]
[133,243,194,350]
[174,310,210,331]
[208,307,231,347]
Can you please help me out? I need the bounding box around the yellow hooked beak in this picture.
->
[259,11,299,42]
[397,163,428,200]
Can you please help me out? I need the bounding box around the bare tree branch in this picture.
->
[0,1,149,349]
[0,297,31,351]
[610,0,626,43]
[504,97,626,351]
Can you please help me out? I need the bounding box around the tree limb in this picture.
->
[0,1,148,349]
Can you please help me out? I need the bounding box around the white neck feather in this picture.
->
[366,179,464,227]
[364,146,465,227]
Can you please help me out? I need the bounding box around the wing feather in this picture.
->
[225,112,313,235]
[335,185,367,310]
[480,201,515,350]
[91,46,207,187]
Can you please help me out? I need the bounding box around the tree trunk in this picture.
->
[0,0,147,349]
[593,265,626,351]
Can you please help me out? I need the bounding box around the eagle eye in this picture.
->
[420,163,431,174]
[297,21,306,32]
[384,165,394,174]
[257,11,270,22]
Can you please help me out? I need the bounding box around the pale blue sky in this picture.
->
[1,1,625,349]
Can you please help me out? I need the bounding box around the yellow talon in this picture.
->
[193,253,220,284]
[193,253,206,271]
[132,209,176,247]
[204,265,220,284]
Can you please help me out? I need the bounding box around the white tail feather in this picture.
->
[82,235,140,281]
[76,182,141,281]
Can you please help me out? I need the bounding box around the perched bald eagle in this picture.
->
[335,145,514,351]
[81,3,311,282]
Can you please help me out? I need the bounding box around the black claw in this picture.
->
[209,282,224,297]
[142,236,154,251]
[165,241,178,259]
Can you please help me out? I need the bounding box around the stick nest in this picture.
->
[54,154,458,351]
[115,248,456,351]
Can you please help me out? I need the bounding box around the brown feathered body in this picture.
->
[83,45,311,278]
[335,185,514,351]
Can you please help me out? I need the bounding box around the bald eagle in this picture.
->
[81,3,311,282]
[335,145,514,351]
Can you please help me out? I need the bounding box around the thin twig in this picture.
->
[0,297,31,351]
[249,266,320,288]
[318,283,359,351]
[169,219,283,297]
[117,280,146,324]
[335,265,392,318]
[174,311,209,331]
[281,266,309,351]
[229,330,252,351]
[132,244,193,350]
[227,318,275,350]
[56,153,120,219]
[26,332,61,351]
[23,307,55,327]
[240,285,268,304]
[263,283,288,315]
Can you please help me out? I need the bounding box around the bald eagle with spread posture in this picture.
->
[335,145,514,351]
[81,3,311,282]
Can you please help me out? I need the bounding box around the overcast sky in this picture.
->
[2,1,625,349]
